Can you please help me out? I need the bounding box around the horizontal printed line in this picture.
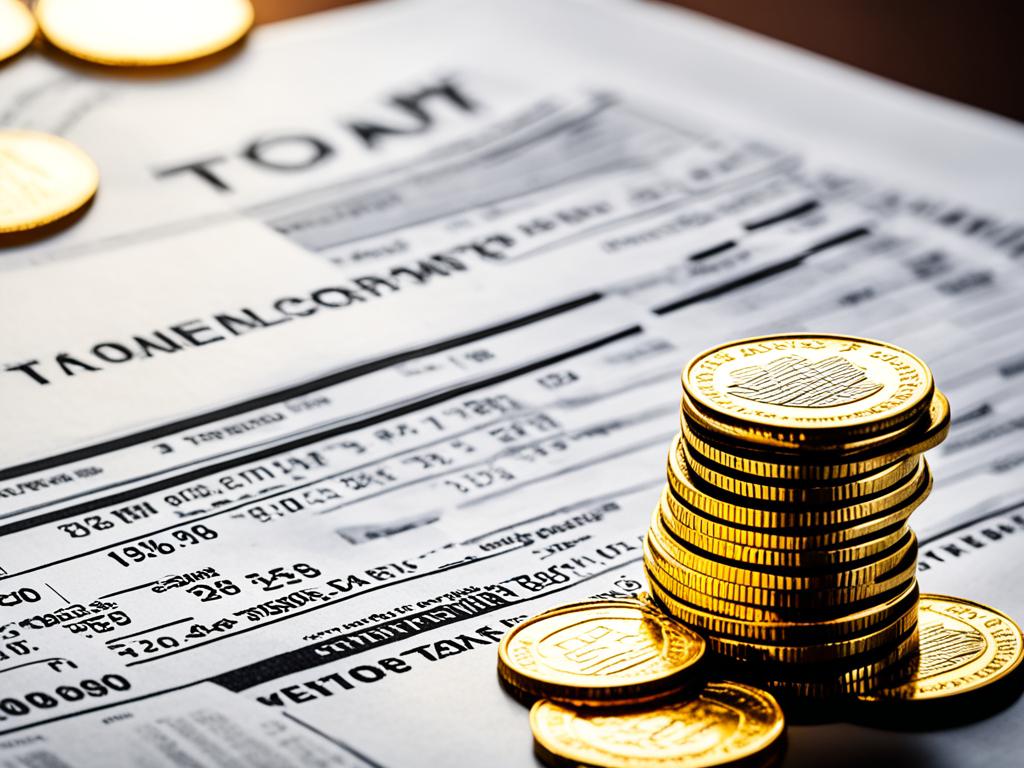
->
[0,293,602,484]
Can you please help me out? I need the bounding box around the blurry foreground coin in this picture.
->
[531,681,785,768]
[857,593,1024,706]
[0,131,98,233]
[35,0,254,66]
[498,599,706,705]
[0,0,36,64]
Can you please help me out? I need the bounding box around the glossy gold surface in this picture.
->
[658,483,927,550]
[0,0,36,64]
[666,434,932,528]
[857,594,1024,703]
[643,536,918,613]
[657,501,908,568]
[530,682,784,768]
[0,131,98,233]
[681,334,933,448]
[497,599,706,705]
[35,0,254,66]
[648,514,917,591]
[681,391,949,482]
[682,442,920,504]
[648,566,919,644]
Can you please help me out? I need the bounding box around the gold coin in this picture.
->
[0,0,36,63]
[681,334,933,449]
[530,681,785,768]
[659,477,928,550]
[648,507,917,588]
[644,556,915,628]
[705,603,918,665]
[682,439,920,504]
[681,391,950,482]
[856,594,1024,704]
[667,439,931,528]
[643,535,918,612]
[35,0,254,66]
[647,564,919,643]
[497,599,706,705]
[756,627,919,698]
[656,500,908,568]
[0,131,99,233]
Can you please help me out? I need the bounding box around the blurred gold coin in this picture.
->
[681,334,933,449]
[857,594,1024,704]
[530,681,785,768]
[497,599,706,705]
[35,0,254,66]
[0,131,98,233]
[0,0,36,63]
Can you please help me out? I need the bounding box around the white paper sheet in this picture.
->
[1,1,1023,766]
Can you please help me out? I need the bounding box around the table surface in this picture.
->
[252,0,1024,125]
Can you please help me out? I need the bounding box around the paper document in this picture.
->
[1,1,1023,765]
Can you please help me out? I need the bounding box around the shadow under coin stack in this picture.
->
[644,334,950,699]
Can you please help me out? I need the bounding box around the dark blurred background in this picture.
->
[253,0,1024,125]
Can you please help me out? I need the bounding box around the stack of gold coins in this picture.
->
[644,333,950,698]
[498,598,787,767]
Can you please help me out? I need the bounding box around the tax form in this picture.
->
[1,1,1023,765]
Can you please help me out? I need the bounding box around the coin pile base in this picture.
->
[497,596,786,768]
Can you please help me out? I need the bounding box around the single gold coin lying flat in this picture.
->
[35,0,254,66]
[857,593,1024,705]
[0,0,36,64]
[0,131,98,233]
[530,681,785,768]
[682,334,933,448]
[497,599,706,705]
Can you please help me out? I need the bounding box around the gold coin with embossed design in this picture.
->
[681,334,933,449]
[0,0,36,64]
[856,594,1024,705]
[0,131,98,233]
[497,599,706,706]
[530,681,785,768]
[35,0,253,66]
